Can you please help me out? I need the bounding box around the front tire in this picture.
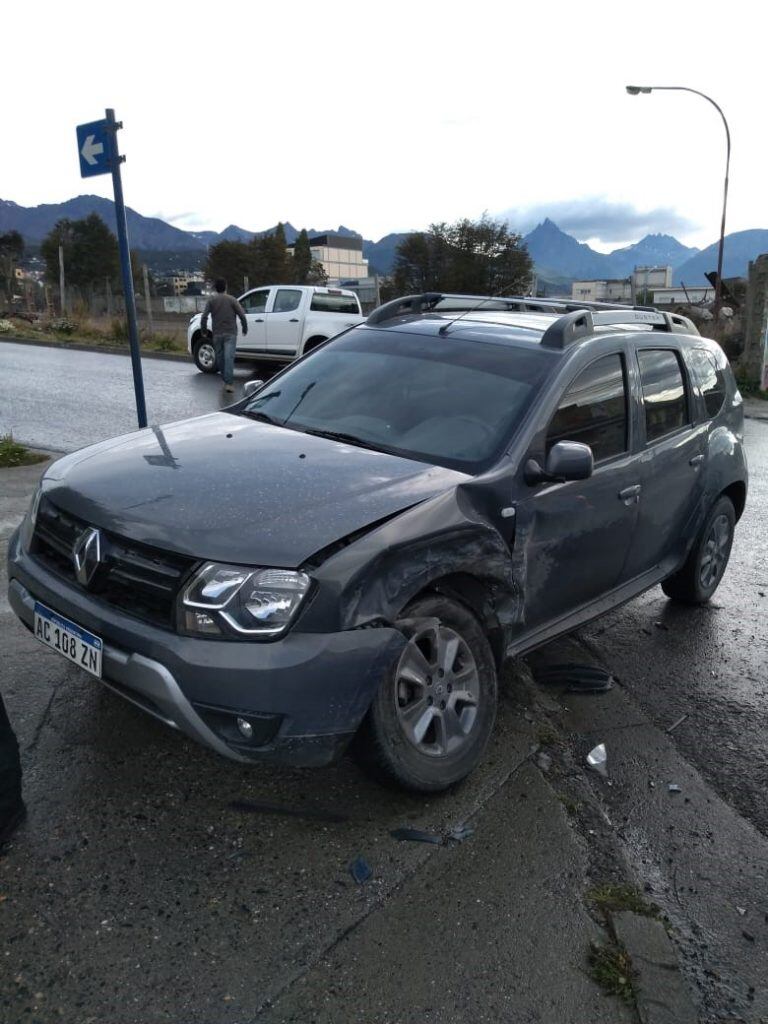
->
[661,495,736,605]
[353,595,497,793]
[192,334,217,374]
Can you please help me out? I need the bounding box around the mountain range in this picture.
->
[2,196,767,286]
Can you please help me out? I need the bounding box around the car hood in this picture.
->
[43,413,469,567]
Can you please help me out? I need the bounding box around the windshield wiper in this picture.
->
[302,428,385,452]
[243,409,284,426]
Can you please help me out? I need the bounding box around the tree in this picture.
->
[262,222,291,283]
[292,228,312,284]
[0,230,23,302]
[204,240,254,293]
[391,215,533,298]
[41,215,120,290]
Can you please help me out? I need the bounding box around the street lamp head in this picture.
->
[626,85,652,95]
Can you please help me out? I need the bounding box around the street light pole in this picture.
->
[626,85,731,320]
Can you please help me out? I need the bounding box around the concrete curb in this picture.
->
[0,334,189,363]
[611,912,698,1024]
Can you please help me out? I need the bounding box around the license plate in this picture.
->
[33,601,103,679]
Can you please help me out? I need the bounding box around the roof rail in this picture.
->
[366,293,444,325]
[367,292,674,327]
[540,308,698,349]
[366,292,572,325]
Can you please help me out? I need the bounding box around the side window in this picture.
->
[273,289,302,314]
[637,350,689,443]
[689,348,726,419]
[242,290,269,314]
[546,354,628,463]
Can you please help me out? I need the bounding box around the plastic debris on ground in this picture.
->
[447,824,475,843]
[390,827,443,845]
[586,743,608,777]
[533,662,614,693]
[668,784,682,794]
[349,856,373,884]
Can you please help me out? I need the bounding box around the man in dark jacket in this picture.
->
[0,691,25,852]
[200,279,248,393]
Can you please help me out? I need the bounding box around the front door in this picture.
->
[237,288,270,353]
[621,346,706,580]
[517,352,642,629]
[266,288,304,357]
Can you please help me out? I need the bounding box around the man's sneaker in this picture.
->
[0,801,27,850]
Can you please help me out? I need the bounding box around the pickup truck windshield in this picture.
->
[241,328,554,471]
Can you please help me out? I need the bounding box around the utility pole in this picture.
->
[58,245,66,315]
[142,264,154,336]
[106,277,113,316]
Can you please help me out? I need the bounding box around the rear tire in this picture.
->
[661,495,735,605]
[353,595,497,793]
[192,334,217,373]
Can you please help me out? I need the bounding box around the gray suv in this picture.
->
[8,294,747,792]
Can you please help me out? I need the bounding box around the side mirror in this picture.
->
[243,379,264,398]
[524,441,594,485]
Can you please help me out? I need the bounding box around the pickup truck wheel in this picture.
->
[302,336,327,355]
[192,334,217,373]
[353,595,497,793]
[661,495,735,605]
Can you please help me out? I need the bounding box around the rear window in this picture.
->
[688,348,726,419]
[310,293,360,314]
[638,349,689,443]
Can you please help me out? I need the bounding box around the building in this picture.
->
[169,273,206,296]
[288,233,369,281]
[571,266,673,304]
[652,286,714,306]
[571,278,632,303]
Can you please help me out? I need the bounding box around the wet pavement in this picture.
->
[1,342,767,1022]
[0,342,268,452]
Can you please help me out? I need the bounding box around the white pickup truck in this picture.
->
[187,284,365,373]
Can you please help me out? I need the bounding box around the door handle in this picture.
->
[689,454,704,466]
[252,318,264,322]
[618,484,642,502]
[289,318,300,322]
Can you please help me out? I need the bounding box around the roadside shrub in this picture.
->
[49,317,78,335]
[151,333,182,351]
[111,318,129,341]
[0,319,12,333]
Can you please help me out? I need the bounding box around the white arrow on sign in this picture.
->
[81,134,105,166]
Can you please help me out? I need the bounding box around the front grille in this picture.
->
[32,499,195,629]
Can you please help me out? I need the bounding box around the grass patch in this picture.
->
[586,883,659,919]
[0,434,48,468]
[588,941,636,1003]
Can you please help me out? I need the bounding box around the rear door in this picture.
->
[519,351,642,628]
[266,288,305,356]
[238,288,270,353]
[621,346,707,580]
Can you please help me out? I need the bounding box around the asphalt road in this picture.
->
[0,341,268,452]
[1,340,767,1022]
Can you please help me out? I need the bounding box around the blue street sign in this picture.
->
[76,119,110,178]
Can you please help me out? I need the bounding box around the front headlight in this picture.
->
[20,481,44,551]
[181,562,311,638]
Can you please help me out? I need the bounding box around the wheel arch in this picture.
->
[302,335,328,355]
[399,572,506,672]
[720,480,746,522]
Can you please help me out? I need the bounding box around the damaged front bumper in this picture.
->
[7,529,406,766]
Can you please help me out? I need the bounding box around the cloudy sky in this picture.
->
[4,0,766,251]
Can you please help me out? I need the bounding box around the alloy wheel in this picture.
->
[699,513,731,589]
[394,620,481,758]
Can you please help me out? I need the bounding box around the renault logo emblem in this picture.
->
[72,527,102,586]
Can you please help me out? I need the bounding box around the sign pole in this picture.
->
[104,108,147,428]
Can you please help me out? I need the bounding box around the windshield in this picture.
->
[240,327,554,471]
